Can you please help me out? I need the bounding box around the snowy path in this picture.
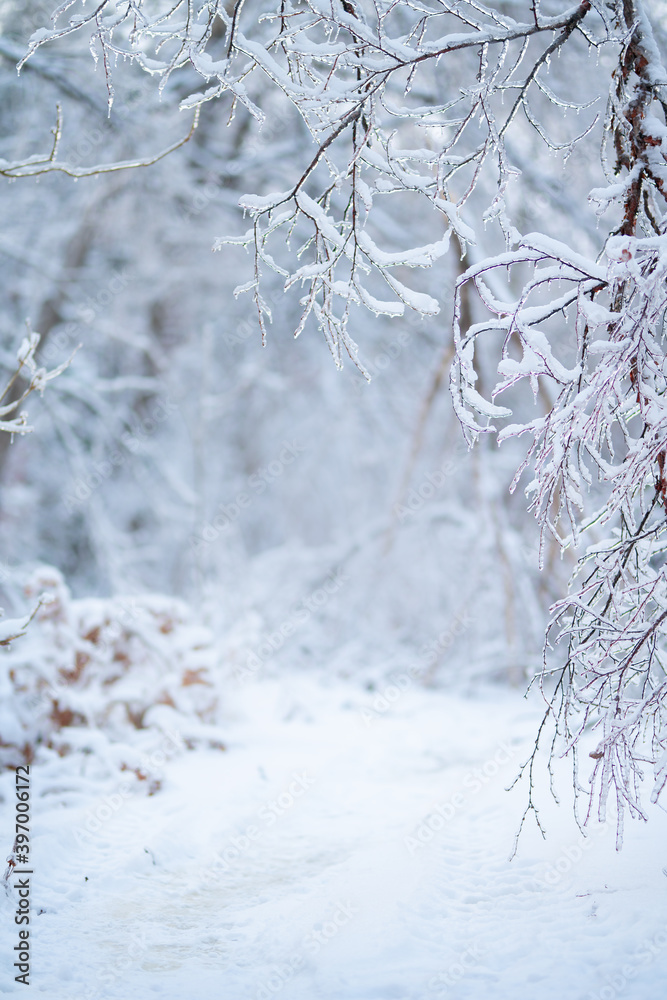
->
[3,676,667,999]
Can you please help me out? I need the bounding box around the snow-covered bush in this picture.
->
[0,567,225,787]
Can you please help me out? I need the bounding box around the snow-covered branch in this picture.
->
[0,330,75,436]
[21,0,667,843]
[25,0,604,359]
[0,104,199,179]
[451,0,667,845]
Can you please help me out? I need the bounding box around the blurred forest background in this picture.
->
[0,0,620,690]
[5,11,667,995]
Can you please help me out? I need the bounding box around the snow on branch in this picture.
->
[0,328,76,436]
[25,0,667,844]
[27,0,604,360]
[0,104,200,179]
[454,1,667,848]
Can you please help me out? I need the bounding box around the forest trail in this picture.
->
[3,676,667,999]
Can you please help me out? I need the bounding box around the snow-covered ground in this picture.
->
[3,675,667,1000]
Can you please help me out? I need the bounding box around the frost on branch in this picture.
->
[214,0,598,364]
[25,0,667,843]
[451,2,667,847]
[29,0,600,362]
[0,330,74,437]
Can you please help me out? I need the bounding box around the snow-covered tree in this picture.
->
[11,0,667,842]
